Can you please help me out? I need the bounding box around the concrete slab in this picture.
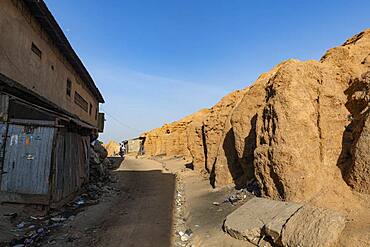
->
[281,205,346,247]
[223,197,302,245]
[264,202,302,244]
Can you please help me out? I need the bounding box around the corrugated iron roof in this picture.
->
[23,0,105,103]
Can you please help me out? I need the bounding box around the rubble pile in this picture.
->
[173,174,192,247]
[5,196,98,247]
[223,188,252,206]
[1,141,121,247]
[5,182,120,246]
[89,141,114,182]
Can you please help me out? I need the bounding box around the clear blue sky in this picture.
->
[45,0,370,143]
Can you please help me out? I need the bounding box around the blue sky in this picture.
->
[45,0,370,143]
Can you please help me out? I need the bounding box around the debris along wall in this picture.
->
[143,29,370,204]
[89,140,113,182]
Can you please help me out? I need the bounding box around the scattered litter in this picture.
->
[212,202,220,206]
[48,240,57,245]
[181,235,190,242]
[51,217,67,222]
[179,229,193,242]
[27,225,36,230]
[16,222,25,229]
[5,142,120,247]
[246,179,260,196]
[224,188,251,205]
[4,213,18,218]
[75,197,86,206]
[184,229,193,236]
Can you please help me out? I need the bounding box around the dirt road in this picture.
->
[2,157,250,246]
[160,157,255,247]
[45,157,176,247]
[98,157,176,246]
[95,157,175,247]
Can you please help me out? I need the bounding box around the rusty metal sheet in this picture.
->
[0,94,9,121]
[52,131,89,202]
[0,124,55,194]
[0,122,7,170]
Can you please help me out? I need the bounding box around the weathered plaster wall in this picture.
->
[0,0,99,126]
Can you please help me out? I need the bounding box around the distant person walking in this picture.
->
[119,142,125,157]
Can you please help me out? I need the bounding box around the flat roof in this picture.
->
[24,0,105,103]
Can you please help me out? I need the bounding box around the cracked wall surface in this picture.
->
[143,29,370,209]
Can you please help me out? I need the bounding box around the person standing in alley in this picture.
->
[119,142,125,157]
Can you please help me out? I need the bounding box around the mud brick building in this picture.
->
[0,0,104,206]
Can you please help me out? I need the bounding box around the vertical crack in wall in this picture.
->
[316,84,324,163]
[201,124,208,173]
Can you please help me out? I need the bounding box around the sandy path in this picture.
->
[42,157,176,247]
[159,157,254,247]
[94,157,176,247]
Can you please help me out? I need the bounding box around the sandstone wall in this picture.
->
[343,72,370,194]
[103,141,120,157]
[252,30,370,202]
[144,109,209,158]
[142,29,370,205]
[202,90,246,187]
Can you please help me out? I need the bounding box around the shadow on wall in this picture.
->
[337,75,369,185]
[241,114,258,183]
[202,125,208,173]
[223,128,244,189]
[208,114,259,189]
[223,114,258,190]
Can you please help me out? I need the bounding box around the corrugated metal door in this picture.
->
[0,124,55,194]
[0,94,9,121]
[0,123,7,167]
